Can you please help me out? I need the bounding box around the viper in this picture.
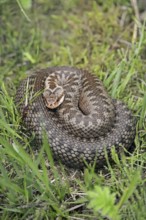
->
[15,66,136,169]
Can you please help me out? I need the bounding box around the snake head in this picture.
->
[43,86,65,109]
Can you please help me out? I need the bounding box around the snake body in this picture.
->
[15,66,136,169]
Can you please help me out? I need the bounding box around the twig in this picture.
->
[131,0,140,21]
[16,0,31,22]
[130,0,141,43]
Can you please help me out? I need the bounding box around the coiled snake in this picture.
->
[15,66,136,169]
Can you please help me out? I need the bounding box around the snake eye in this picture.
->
[43,89,51,97]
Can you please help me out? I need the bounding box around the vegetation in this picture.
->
[0,0,146,219]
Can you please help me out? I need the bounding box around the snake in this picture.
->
[15,66,136,169]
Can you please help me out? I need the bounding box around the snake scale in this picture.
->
[15,66,136,169]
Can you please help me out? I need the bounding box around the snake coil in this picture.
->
[15,66,136,169]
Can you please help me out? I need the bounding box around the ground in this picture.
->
[0,0,146,219]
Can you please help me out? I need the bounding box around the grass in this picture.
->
[0,0,146,219]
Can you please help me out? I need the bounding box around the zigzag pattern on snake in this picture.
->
[15,66,136,169]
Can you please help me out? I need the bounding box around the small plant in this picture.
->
[88,185,119,219]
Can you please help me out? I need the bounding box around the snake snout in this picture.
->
[43,90,57,109]
[45,95,58,109]
[43,90,65,109]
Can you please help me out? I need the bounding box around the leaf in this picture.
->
[87,185,120,220]
[19,0,32,10]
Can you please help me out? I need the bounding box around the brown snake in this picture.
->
[15,66,136,169]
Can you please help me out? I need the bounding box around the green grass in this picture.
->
[0,0,146,219]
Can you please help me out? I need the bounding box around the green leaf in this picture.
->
[87,185,120,220]
[19,0,32,10]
